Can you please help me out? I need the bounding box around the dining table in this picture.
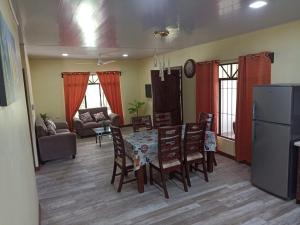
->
[124,127,217,193]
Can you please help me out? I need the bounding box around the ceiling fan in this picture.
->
[76,54,116,66]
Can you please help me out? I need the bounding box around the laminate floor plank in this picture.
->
[36,127,300,225]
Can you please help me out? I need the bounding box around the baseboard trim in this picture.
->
[216,150,236,160]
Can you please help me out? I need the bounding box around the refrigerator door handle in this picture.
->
[252,102,256,119]
[252,123,256,143]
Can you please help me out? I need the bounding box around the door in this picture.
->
[151,69,183,125]
[251,120,291,199]
[253,86,292,125]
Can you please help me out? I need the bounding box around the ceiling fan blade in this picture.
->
[102,60,116,65]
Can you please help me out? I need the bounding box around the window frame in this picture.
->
[218,63,238,140]
[80,74,110,110]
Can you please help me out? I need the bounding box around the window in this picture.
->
[219,63,238,139]
[78,74,111,114]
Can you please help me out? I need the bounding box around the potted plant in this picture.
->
[40,113,48,121]
[128,100,145,117]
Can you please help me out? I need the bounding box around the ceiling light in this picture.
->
[249,1,267,9]
[62,53,69,57]
[122,54,128,57]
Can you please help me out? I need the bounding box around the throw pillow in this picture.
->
[79,111,93,123]
[45,119,56,135]
[94,112,106,122]
[45,119,56,130]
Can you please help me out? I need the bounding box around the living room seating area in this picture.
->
[73,107,120,137]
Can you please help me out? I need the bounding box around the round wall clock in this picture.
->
[184,59,196,78]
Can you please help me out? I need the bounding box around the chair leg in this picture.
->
[117,168,125,192]
[160,171,169,199]
[213,153,217,166]
[185,163,191,187]
[149,165,153,185]
[181,166,188,192]
[202,161,209,182]
[111,161,117,184]
[189,164,193,172]
[143,165,147,184]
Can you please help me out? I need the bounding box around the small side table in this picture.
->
[294,141,300,204]
[92,126,111,147]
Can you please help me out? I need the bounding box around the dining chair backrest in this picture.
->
[184,122,207,158]
[154,112,172,128]
[198,112,214,131]
[110,125,126,160]
[132,115,153,132]
[157,126,182,166]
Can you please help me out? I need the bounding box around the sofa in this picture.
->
[73,107,120,137]
[36,115,77,163]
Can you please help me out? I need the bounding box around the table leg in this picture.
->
[136,168,145,193]
[207,152,214,173]
[95,135,98,143]
[99,135,102,147]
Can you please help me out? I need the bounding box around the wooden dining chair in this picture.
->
[198,112,217,166]
[110,125,136,192]
[153,112,172,128]
[149,126,188,198]
[132,115,153,132]
[183,122,209,186]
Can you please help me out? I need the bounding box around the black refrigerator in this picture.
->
[251,84,300,200]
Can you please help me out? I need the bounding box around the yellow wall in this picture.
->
[29,20,300,156]
[138,20,300,156]
[29,58,141,124]
[0,1,39,225]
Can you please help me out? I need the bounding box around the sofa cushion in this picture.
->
[45,121,56,135]
[45,119,56,130]
[98,119,111,127]
[82,121,100,129]
[94,112,106,122]
[79,111,93,123]
[36,116,48,137]
[56,129,70,134]
[79,107,109,120]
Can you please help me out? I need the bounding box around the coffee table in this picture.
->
[92,126,111,147]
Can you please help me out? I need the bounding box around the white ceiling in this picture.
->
[13,0,300,60]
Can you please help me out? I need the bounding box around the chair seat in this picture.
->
[186,152,203,161]
[115,156,133,167]
[151,157,181,169]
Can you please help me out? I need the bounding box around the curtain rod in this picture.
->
[211,52,275,64]
[61,71,122,78]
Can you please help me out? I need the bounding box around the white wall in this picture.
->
[0,1,39,225]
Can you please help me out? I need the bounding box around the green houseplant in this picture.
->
[40,113,48,121]
[128,100,145,117]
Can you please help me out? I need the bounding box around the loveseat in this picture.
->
[73,107,120,137]
[36,115,77,163]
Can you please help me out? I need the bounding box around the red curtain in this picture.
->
[235,52,271,163]
[97,71,124,125]
[63,72,89,130]
[195,60,219,132]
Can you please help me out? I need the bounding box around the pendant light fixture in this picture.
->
[153,30,171,80]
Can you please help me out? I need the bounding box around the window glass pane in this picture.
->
[219,63,238,139]
[86,85,101,108]
[76,74,112,116]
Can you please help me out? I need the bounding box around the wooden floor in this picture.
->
[36,128,300,225]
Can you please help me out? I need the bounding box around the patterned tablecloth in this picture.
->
[124,128,216,171]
